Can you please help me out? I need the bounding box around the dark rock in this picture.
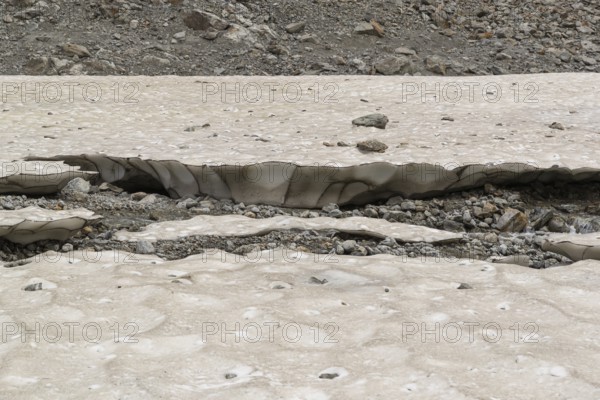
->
[356,139,388,153]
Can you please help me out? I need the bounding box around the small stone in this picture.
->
[375,56,414,75]
[322,203,338,213]
[130,192,147,201]
[495,52,512,61]
[400,201,416,211]
[457,283,473,289]
[547,216,570,233]
[136,240,155,254]
[61,178,91,195]
[99,182,124,193]
[341,240,357,253]
[394,47,416,56]
[357,139,388,153]
[352,113,389,129]
[328,209,343,218]
[496,208,528,232]
[353,21,379,36]
[443,220,465,232]
[549,122,564,130]
[184,10,229,31]
[61,243,74,252]
[62,43,92,58]
[299,34,318,44]
[270,281,292,290]
[424,55,447,75]
[23,282,43,292]
[139,194,160,204]
[319,373,339,380]
[309,276,328,285]
[285,22,306,34]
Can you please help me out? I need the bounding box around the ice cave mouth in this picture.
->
[22,154,600,208]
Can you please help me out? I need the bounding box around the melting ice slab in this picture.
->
[114,214,462,243]
[0,161,95,195]
[0,249,599,398]
[1,74,600,206]
[0,206,100,244]
[543,233,600,261]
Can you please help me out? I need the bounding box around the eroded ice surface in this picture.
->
[0,206,100,244]
[2,74,600,205]
[114,214,462,244]
[0,249,599,399]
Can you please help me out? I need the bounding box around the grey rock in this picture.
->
[23,282,43,291]
[299,34,319,44]
[62,43,92,58]
[424,55,447,75]
[353,22,378,36]
[184,10,230,31]
[496,208,528,232]
[142,55,171,66]
[492,255,531,267]
[443,220,465,232]
[357,139,388,153]
[285,22,306,34]
[319,373,339,380]
[549,122,564,130]
[23,57,52,75]
[136,240,155,254]
[322,203,339,213]
[395,47,416,56]
[352,113,389,129]
[61,243,74,252]
[401,201,416,211]
[341,240,357,253]
[375,56,414,75]
[62,178,91,195]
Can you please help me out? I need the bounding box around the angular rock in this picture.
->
[352,113,389,129]
[353,22,379,36]
[136,240,155,254]
[496,208,528,232]
[443,220,465,232]
[62,43,92,58]
[547,216,570,233]
[183,10,229,31]
[23,57,51,75]
[142,55,171,66]
[370,20,384,37]
[357,139,388,153]
[61,178,91,195]
[285,22,306,34]
[425,55,447,75]
[375,56,414,75]
[394,47,416,56]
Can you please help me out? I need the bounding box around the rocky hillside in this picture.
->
[1,0,599,76]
